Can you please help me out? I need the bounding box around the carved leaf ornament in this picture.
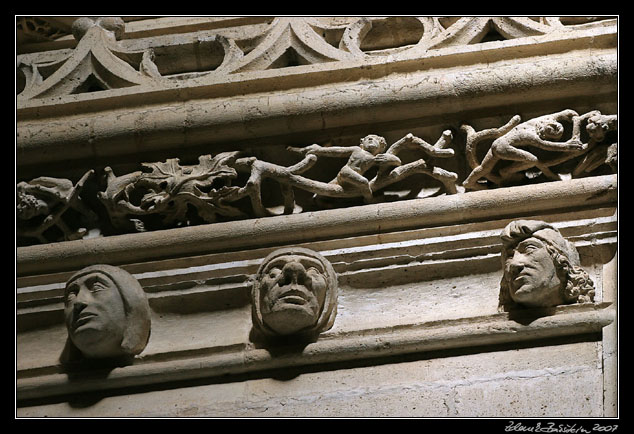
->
[16,111,616,245]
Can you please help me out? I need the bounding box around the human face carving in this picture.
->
[359,135,385,155]
[504,238,565,307]
[64,272,127,358]
[259,254,329,335]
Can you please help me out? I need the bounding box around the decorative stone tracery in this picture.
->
[17,16,617,100]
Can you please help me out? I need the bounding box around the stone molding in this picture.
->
[16,23,616,170]
[16,302,615,402]
[16,174,617,277]
[17,17,616,102]
[17,109,616,246]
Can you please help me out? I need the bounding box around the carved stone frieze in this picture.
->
[15,110,617,245]
[62,264,151,362]
[498,220,595,311]
[17,170,97,244]
[98,153,245,232]
[250,247,338,338]
[462,110,617,190]
[98,131,458,232]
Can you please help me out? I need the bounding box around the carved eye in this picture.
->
[65,286,79,302]
[521,244,539,253]
[268,268,282,279]
[90,281,108,292]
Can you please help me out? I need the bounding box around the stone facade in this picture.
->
[16,16,618,419]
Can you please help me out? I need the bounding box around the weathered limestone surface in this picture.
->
[16,16,618,418]
[18,340,603,418]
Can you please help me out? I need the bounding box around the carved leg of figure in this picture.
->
[279,183,296,214]
[499,160,560,181]
[430,167,459,194]
[246,179,269,217]
[462,155,500,190]
[337,166,373,201]
[573,145,609,176]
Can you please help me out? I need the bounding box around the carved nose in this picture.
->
[72,297,88,315]
[507,259,524,278]
[282,261,307,284]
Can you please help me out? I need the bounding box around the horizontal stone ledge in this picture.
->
[16,302,615,402]
[16,47,616,168]
[17,26,616,117]
[16,175,617,278]
[16,205,616,290]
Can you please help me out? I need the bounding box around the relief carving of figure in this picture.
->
[17,170,97,244]
[462,110,586,190]
[498,220,595,311]
[62,264,151,362]
[251,247,338,338]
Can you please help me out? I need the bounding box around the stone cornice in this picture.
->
[16,302,615,402]
[17,26,616,170]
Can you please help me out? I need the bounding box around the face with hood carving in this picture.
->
[63,265,151,360]
[252,248,338,337]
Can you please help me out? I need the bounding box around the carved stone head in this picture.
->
[251,247,338,338]
[538,120,564,140]
[499,220,594,311]
[359,134,388,155]
[62,264,151,361]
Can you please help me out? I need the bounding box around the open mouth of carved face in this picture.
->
[271,285,316,310]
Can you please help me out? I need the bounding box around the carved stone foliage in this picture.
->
[62,264,151,362]
[251,247,338,338]
[17,170,97,244]
[98,153,244,232]
[99,131,458,232]
[462,110,617,190]
[498,220,595,311]
[17,17,616,99]
[15,111,617,245]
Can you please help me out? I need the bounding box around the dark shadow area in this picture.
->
[506,306,559,326]
[57,356,135,409]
